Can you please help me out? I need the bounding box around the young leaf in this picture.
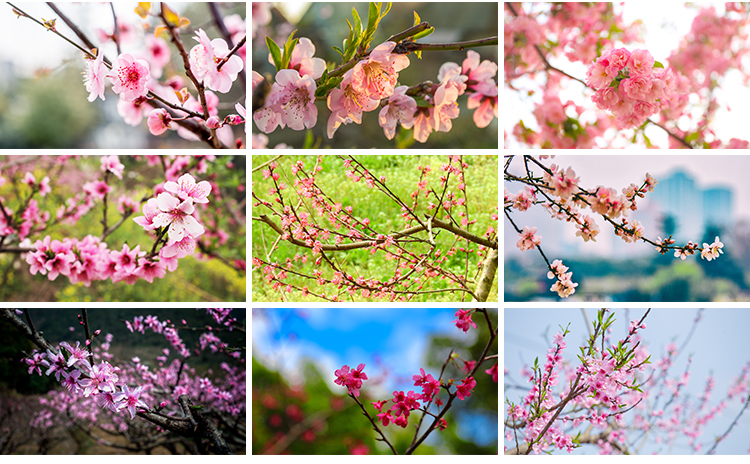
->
[332,46,344,61]
[412,26,435,41]
[413,10,421,26]
[654,61,664,69]
[382,2,392,17]
[281,31,299,69]
[352,7,363,35]
[266,36,283,72]
[362,2,381,49]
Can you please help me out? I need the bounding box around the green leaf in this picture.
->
[362,2,381,50]
[281,33,298,69]
[332,46,344,61]
[412,26,434,41]
[266,36,283,72]
[685,132,699,143]
[654,61,664,69]
[352,7,363,35]
[413,10,420,26]
[303,130,314,149]
[414,50,422,59]
[382,2,391,17]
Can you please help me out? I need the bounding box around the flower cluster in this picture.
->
[25,341,149,420]
[252,34,498,144]
[453,309,478,332]
[334,363,368,397]
[587,48,677,129]
[133,173,210,259]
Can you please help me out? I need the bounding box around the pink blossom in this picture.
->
[235,100,247,134]
[627,49,655,76]
[114,385,149,420]
[83,50,108,102]
[586,61,617,89]
[267,69,317,131]
[164,173,211,204]
[620,75,653,101]
[160,235,197,259]
[145,35,171,75]
[452,309,477,333]
[378,85,416,140]
[271,37,325,79]
[455,376,476,400]
[348,41,410,100]
[326,76,379,138]
[466,80,498,128]
[151,193,205,245]
[109,53,151,102]
[100,155,124,180]
[401,107,433,143]
[189,29,244,93]
[485,363,498,383]
[147,109,172,135]
[133,198,160,230]
[516,226,542,252]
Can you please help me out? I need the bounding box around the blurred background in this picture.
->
[0,2,246,149]
[252,2,498,149]
[505,308,750,455]
[505,155,750,302]
[0,308,246,454]
[251,308,498,454]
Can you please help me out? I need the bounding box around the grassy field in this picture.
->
[251,155,498,302]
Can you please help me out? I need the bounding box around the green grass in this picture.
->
[252,155,498,302]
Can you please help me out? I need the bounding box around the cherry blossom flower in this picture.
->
[348,41,410,100]
[270,37,326,79]
[150,193,205,245]
[109,53,151,102]
[189,29,244,93]
[485,363,498,383]
[235,100,246,133]
[326,76,379,138]
[164,173,211,204]
[83,50,107,102]
[100,155,124,180]
[517,226,542,252]
[267,69,318,131]
[378,85,416,139]
[700,236,724,261]
[455,376,476,400]
[114,385,149,420]
[453,309,478,332]
[147,109,172,136]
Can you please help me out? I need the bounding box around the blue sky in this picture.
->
[252,308,498,447]
[505,308,750,455]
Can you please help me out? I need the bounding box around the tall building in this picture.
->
[648,170,733,242]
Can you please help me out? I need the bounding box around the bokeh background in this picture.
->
[0,308,246,454]
[505,155,750,302]
[252,308,498,454]
[505,308,750,455]
[252,2,498,149]
[0,2,246,149]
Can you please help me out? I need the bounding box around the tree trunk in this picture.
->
[473,247,498,302]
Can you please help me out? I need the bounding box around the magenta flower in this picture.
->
[134,260,167,283]
[235,100,247,134]
[133,198,160,231]
[83,50,107,102]
[485,363,498,383]
[83,180,112,200]
[109,53,151,102]
[452,309,477,333]
[42,348,68,381]
[455,376,476,400]
[164,173,211,204]
[112,243,142,274]
[114,385,149,420]
[189,29,244,93]
[147,109,172,136]
[267,69,318,131]
[151,193,205,245]
[60,341,91,369]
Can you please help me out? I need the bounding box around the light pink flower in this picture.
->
[236,100,246,133]
[109,53,151,102]
[114,385,149,420]
[516,226,542,252]
[620,75,653,101]
[348,41,410,100]
[402,107,433,143]
[326,76,379,138]
[164,173,211,204]
[83,50,108,102]
[378,85,416,140]
[151,193,205,244]
[461,50,498,86]
[83,180,112,200]
[160,234,197,259]
[189,29,244,93]
[133,198,160,230]
[267,69,317,131]
[147,109,172,135]
[270,37,325,79]
[627,49,655,76]
[466,80,498,129]
[145,35,171,76]
[586,61,617,89]
[101,155,124,180]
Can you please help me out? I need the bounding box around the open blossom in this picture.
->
[83,50,107,102]
[453,309,477,333]
[271,37,325,79]
[164,173,211,204]
[517,226,541,251]
[267,69,317,131]
[334,363,367,397]
[100,155,124,180]
[189,29,244,93]
[148,193,205,245]
[379,85,416,139]
[114,385,149,420]
[700,236,724,261]
[327,75,379,138]
[348,41,410,100]
[455,376,476,400]
[109,53,151,102]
